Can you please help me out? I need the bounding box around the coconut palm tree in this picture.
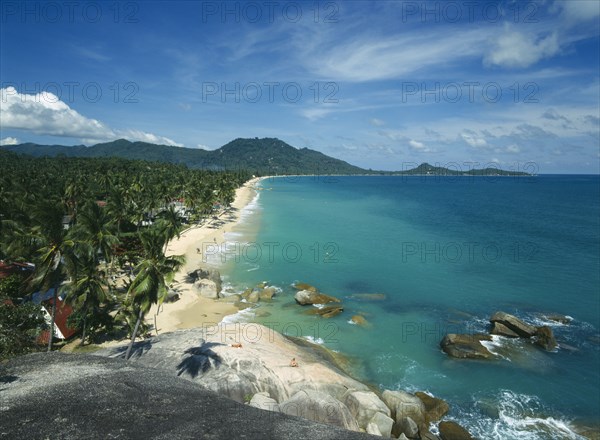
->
[157,205,183,253]
[63,246,107,346]
[124,226,184,360]
[24,201,75,351]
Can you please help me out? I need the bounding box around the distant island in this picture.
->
[2,137,530,176]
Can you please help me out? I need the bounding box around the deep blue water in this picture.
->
[224,175,600,439]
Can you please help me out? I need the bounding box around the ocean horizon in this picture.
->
[216,174,600,439]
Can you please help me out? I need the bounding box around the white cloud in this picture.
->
[461,132,488,148]
[301,107,334,121]
[506,144,521,154]
[1,87,112,139]
[0,87,182,146]
[485,28,560,68]
[370,118,385,127]
[117,129,183,147]
[408,139,434,153]
[0,137,19,146]
[553,0,600,23]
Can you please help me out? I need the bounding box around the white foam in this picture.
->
[237,192,261,224]
[303,335,325,345]
[480,334,511,361]
[461,390,587,440]
[220,306,256,324]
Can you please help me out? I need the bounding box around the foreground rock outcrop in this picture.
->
[97,324,369,407]
[90,325,471,438]
[0,352,377,439]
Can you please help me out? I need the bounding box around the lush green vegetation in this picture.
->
[2,137,531,176]
[2,137,365,175]
[0,151,250,359]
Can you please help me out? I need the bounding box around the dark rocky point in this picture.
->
[0,352,379,440]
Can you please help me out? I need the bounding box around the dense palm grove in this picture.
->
[0,151,250,359]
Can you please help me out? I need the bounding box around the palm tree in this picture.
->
[157,205,183,253]
[24,201,75,351]
[124,226,184,360]
[64,246,107,346]
[75,202,119,263]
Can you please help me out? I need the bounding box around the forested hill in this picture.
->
[2,138,364,175]
[2,138,530,176]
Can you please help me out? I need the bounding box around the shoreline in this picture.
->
[146,176,264,333]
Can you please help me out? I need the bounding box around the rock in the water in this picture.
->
[280,389,360,432]
[295,289,341,305]
[542,313,572,325]
[346,293,386,301]
[438,421,474,440]
[343,390,391,431]
[255,309,272,317]
[381,390,426,436]
[351,315,368,326]
[534,326,557,351]
[249,392,280,412]
[306,305,344,318]
[490,322,519,338]
[398,416,419,438]
[241,288,253,299]
[490,312,536,338]
[234,301,254,310]
[398,434,409,440]
[247,290,260,303]
[194,279,220,299]
[415,392,449,423]
[260,287,277,300]
[293,282,318,292]
[440,334,495,360]
[421,433,441,440]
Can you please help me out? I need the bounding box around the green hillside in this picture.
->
[2,138,529,176]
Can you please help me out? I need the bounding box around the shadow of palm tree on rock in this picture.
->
[176,340,224,378]
[109,338,155,359]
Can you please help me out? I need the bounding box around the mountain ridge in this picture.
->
[1,138,530,176]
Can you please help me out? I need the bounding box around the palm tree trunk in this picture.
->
[79,311,87,347]
[47,283,59,352]
[125,308,144,360]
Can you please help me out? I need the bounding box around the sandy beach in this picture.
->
[146,177,263,333]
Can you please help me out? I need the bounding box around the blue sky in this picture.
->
[1,0,599,173]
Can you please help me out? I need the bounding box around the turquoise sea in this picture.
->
[220,175,600,439]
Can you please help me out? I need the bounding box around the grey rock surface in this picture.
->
[279,389,360,432]
[95,325,369,405]
[0,352,378,440]
[490,311,537,338]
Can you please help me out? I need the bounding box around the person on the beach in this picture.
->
[290,357,298,367]
[231,342,242,348]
